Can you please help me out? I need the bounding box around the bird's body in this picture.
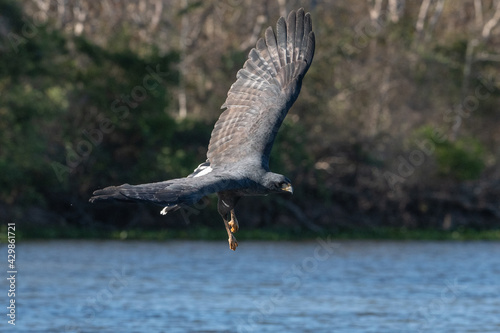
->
[90,8,315,250]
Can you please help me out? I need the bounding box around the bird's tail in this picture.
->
[89,183,184,215]
[89,176,223,214]
[89,183,139,203]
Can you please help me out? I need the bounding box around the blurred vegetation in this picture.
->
[1,0,500,238]
[435,137,486,181]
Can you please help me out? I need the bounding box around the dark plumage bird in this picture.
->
[89,8,315,250]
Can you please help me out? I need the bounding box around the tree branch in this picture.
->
[482,1,500,39]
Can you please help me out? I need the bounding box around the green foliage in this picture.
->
[0,2,71,204]
[4,223,500,242]
[222,49,247,72]
[154,118,212,178]
[177,0,203,16]
[270,119,315,177]
[433,39,468,65]
[417,126,486,181]
[0,1,182,205]
[434,138,485,181]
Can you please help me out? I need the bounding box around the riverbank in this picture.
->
[2,224,499,242]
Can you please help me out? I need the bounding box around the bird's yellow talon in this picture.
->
[228,234,238,251]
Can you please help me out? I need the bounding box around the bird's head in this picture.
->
[262,172,293,194]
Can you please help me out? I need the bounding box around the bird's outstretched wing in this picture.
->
[207,8,315,169]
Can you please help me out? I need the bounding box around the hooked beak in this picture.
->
[281,183,294,194]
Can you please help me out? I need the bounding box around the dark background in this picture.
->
[1,0,500,238]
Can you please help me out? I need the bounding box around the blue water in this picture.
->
[1,240,499,332]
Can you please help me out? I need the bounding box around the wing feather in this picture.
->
[256,38,278,77]
[286,11,296,64]
[304,31,315,72]
[276,17,288,68]
[294,8,305,61]
[302,13,313,61]
[264,27,281,75]
[207,9,315,169]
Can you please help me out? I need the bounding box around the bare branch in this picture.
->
[415,0,432,36]
[482,1,500,39]
[33,0,50,22]
[72,2,87,36]
[424,0,445,42]
[239,15,266,50]
[149,0,164,32]
[178,0,189,119]
[474,0,483,28]
[476,52,500,62]
[388,0,405,23]
[367,0,384,21]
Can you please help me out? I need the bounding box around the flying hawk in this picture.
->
[89,8,315,250]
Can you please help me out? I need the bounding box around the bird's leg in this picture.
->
[223,214,238,251]
[218,192,239,251]
[228,209,239,233]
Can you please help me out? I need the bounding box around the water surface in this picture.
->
[1,240,499,332]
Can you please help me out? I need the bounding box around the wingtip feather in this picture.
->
[305,31,315,71]
[286,10,296,63]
